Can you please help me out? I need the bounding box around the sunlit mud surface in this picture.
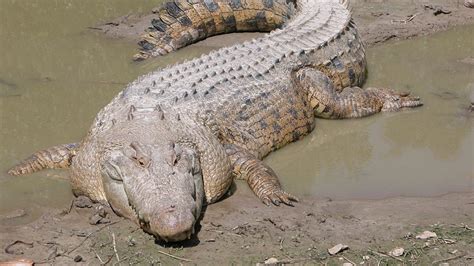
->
[0,0,472,224]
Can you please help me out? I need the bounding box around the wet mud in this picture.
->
[1,192,472,265]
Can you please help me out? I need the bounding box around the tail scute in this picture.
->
[8,143,79,176]
[134,0,296,61]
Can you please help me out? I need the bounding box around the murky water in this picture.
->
[0,1,472,222]
[269,26,474,199]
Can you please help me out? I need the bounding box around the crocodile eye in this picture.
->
[132,156,151,168]
[129,141,151,168]
[172,153,180,166]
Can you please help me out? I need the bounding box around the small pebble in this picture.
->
[328,243,349,255]
[416,231,437,239]
[264,257,279,265]
[389,247,404,257]
[74,255,82,262]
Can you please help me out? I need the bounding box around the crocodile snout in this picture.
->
[148,208,195,242]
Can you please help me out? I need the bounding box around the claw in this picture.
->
[379,88,423,111]
[271,198,281,206]
[279,195,293,206]
[285,192,299,203]
[262,197,271,206]
[398,91,422,107]
[260,190,299,207]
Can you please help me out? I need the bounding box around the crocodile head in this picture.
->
[100,140,203,242]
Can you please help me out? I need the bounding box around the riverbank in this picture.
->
[1,191,472,264]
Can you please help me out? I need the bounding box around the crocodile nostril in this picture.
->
[165,205,176,213]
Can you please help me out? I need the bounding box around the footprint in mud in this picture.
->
[4,240,34,255]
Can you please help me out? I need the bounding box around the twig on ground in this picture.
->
[157,250,192,262]
[278,258,312,264]
[432,252,466,265]
[93,250,105,264]
[369,249,403,262]
[67,221,120,254]
[406,13,419,22]
[463,224,473,231]
[111,230,120,263]
[113,256,129,266]
[391,13,419,24]
[61,199,74,215]
[342,255,357,265]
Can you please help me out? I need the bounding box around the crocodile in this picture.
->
[8,0,422,242]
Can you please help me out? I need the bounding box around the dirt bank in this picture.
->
[95,0,474,48]
[1,190,473,265]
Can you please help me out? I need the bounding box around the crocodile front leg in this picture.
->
[224,144,298,206]
[295,68,423,119]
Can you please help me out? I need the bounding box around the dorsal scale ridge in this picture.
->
[95,1,352,132]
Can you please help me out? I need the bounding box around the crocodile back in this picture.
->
[90,0,354,139]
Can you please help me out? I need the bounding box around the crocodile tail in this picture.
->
[134,0,296,61]
[8,143,79,176]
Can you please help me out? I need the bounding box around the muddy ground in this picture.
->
[1,191,473,265]
[1,1,473,265]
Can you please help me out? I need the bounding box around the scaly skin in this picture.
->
[134,0,296,60]
[8,143,78,176]
[9,0,422,242]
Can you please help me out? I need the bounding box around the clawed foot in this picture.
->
[260,189,299,207]
[368,88,423,112]
[395,91,423,108]
[227,144,300,207]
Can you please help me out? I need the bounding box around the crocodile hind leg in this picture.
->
[294,68,423,119]
[224,144,298,206]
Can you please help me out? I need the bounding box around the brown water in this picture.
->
[269,26,474,199]
[0,1,472,222]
